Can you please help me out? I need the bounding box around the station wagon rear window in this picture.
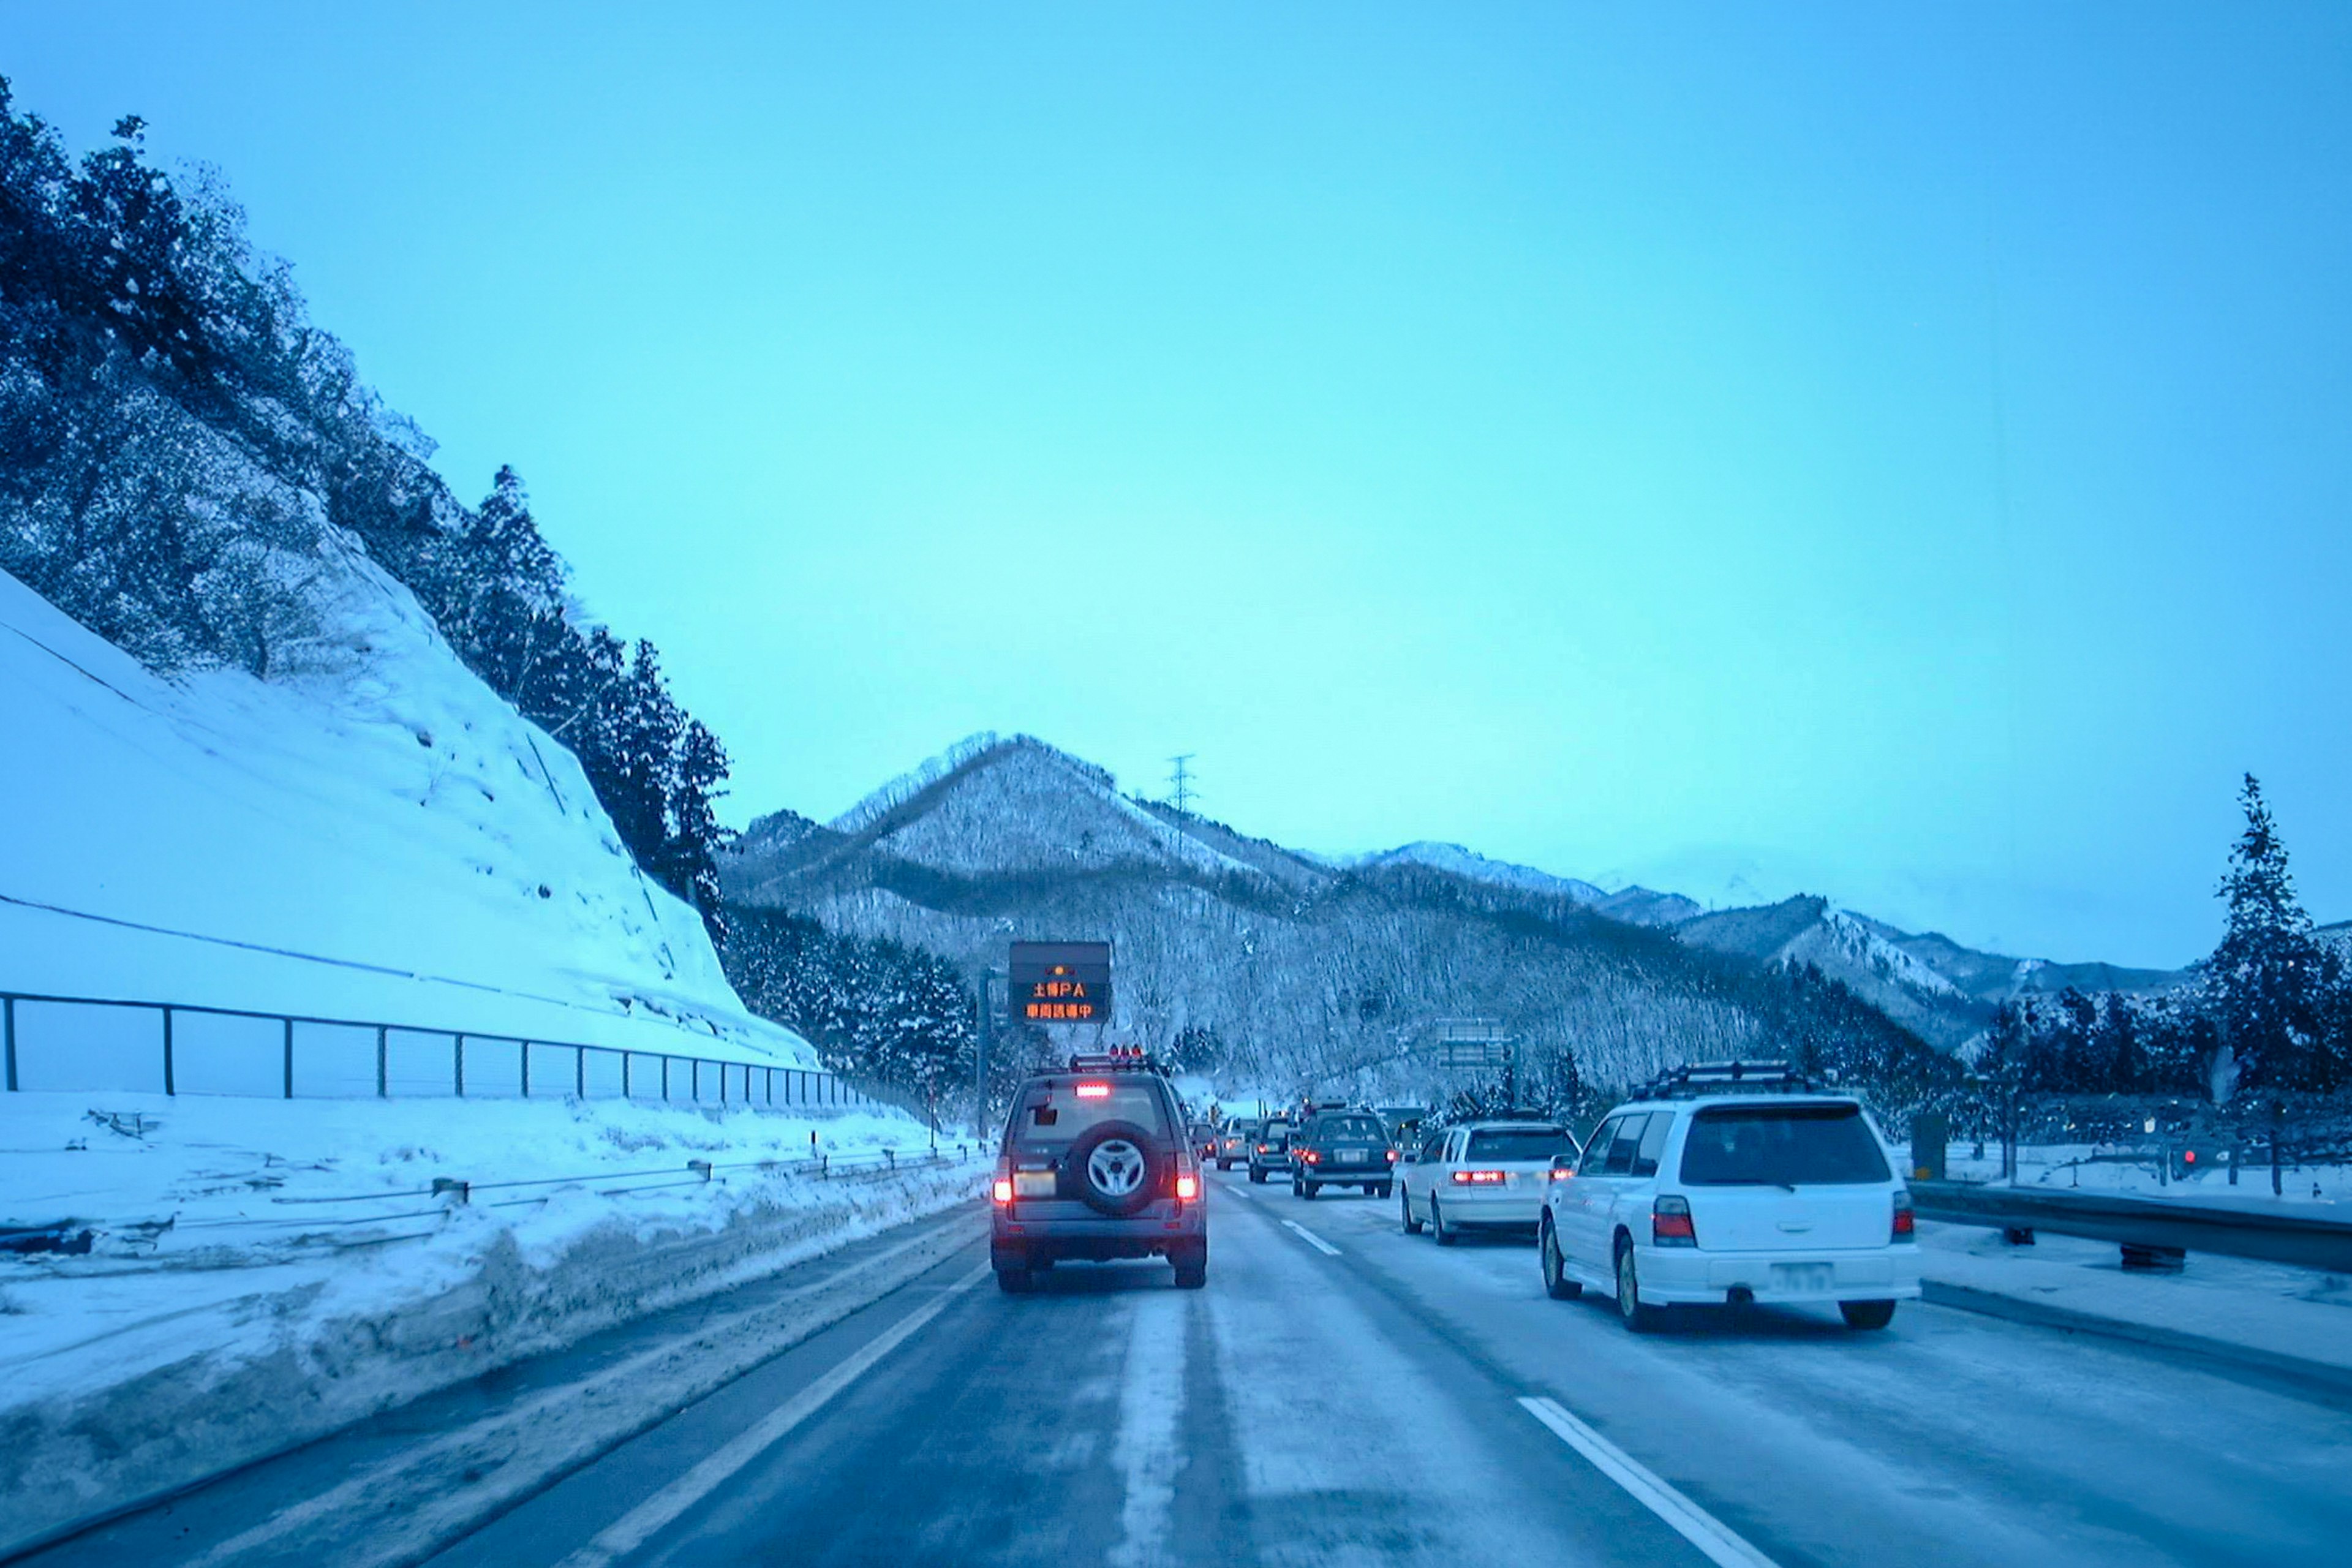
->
[1464,1127,1575,1162]
[1678,1104,1890,1186]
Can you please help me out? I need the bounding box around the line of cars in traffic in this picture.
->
[1205,1062,1923,1332]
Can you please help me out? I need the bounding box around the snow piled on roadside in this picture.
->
[0,1088,984,1553]
[1,1090,978,1408]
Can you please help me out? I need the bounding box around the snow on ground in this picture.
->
[1917,1221,2352,1382]
[1,1089,975,1409]
[0,560,805,1071]
[1928,1142,2352,1205]
[0,1088,985,1551]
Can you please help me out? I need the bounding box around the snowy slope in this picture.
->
[0,559,810,1069]
[1350,843,1610,906]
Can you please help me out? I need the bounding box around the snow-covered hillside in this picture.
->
[0,559,810,1070]
[1350,843,1611,907]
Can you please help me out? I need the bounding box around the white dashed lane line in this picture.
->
[1281,1219,1342,1256]
[1518,1395,1782,1568]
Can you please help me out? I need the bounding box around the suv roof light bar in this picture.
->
[1067,1046,1167,1075]
[1632,1060,1826,1100]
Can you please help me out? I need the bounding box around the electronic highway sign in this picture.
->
[1009,940,1112,1027]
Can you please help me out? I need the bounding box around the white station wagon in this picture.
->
[1537,1063,1920,1332]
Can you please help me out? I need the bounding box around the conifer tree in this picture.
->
[2204,774,2334,1093]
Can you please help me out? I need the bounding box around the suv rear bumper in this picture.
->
[1634,1243,1923,1305]
[993,1201,1205,1267]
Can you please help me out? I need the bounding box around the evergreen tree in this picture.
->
[2204,775,2334,1093]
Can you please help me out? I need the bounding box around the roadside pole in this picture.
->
[973,972,994,1140]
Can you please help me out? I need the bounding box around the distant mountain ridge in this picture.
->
[723,734,2163,1090]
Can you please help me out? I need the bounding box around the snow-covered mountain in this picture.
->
[1,557,810,1069]
[1675,896,2182,1050]
[730,734,2193,1074]
[723,736,1946,1096]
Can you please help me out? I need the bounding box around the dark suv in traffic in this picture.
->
[1246,1117,1297,1183]
[989,1049,1207,1292]
[1291,1109,1399,1199]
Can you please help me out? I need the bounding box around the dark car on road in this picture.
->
[1292,1109,1398,1199]
[1246,1118,1297,1183]
[990,1049,1207,1292]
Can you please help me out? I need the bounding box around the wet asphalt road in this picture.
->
[27,1166,2352,1567]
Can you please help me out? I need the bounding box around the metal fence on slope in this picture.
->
[0,987,932,1124]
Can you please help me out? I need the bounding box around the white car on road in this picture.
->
[1399,1120,1581,1244]
[1538,1063,1920,1331]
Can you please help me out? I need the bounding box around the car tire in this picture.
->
[1615,1239,1662,1332]
[1250,1167,1266,1185]
[1376,1183,1393,1199]
[1171,1240,1207,1289]
[1302,1181,1319,1200]
[1432,1197,1456,1246]
[996,1267,1031,1294]
[1400,1186,1423,1234]
[1839,1299,1897,1330]
[1540,1219,1582,1301]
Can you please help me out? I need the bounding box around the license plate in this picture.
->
[1771,1262,1834,1292]
[1340,1148,1365,1162]
[1013,1171,1057,1197]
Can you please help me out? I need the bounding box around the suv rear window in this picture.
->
[1316,1116,1386,1142]
[1678,1104,1890,1186]
[1009,1079,1172,1147]
[1466,1126,1575,1162]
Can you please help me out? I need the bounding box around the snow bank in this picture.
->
[0,561,806,1069]
[0,1088,984,1555]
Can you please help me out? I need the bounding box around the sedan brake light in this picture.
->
[1385,1149,1400,1163]
[1653,1194,1697,1246]
[1892,1188,1915,1240]
[1452,1169,1506,1185]
[1302,1150,1321,1164]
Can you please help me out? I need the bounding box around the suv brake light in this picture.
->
[1892,1188,1915,1240]
[1074,1082,1112,1099]
[1653,1194,1697,1246]
[1176,1173,1198,1200]
[991,1177,1014,1205]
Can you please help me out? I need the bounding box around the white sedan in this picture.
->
[1398,1121,1581,1244]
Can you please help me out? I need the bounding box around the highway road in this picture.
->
[26,1168,2352,1567]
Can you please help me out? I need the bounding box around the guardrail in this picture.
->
[1911,1180,2352,1273]
[0,987,932,1124]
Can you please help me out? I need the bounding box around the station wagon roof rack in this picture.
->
[1631,1060,1827,1100]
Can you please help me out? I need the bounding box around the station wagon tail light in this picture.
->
[1452,1169,1507,1185]
[1893,1188,1915,1240]
[1653,1194,1697,1247]
[991,1177,1014,1205]
[1176,1174,1198,1200]
[1075,1082,1112,1099]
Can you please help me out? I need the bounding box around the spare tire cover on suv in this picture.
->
[1066,1120,1164,1217]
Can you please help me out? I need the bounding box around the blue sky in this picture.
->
[5,3,2348,967]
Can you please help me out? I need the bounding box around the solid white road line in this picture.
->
[1518,1396,1782,1568]
[552,1263,991,1568]
[1281,1219,1341,1256]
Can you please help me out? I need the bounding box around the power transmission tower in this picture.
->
[1167,754,1198,819]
